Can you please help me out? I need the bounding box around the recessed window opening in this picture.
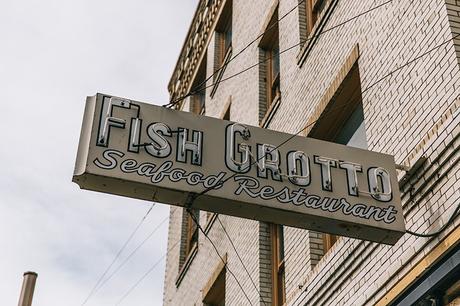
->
[215,0,233,70]
[190,55,207,114]
[259,7,281,124]
[179,208,200,271]
[308,63,366,256]
[203,266,226,306]
[270,223,286,306]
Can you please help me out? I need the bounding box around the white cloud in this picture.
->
[0,0,197,305]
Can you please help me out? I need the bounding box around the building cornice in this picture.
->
[168,0,225,108]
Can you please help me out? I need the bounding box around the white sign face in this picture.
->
[73,94,405,244]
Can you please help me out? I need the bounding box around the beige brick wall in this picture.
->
[164,0,460,305]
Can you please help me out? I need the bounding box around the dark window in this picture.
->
[259,8,281,124]
[305,0,322,35]
[190,54,207,115]
[215,0,232,70]
[203,266,226,306]
[308,63,366,255]
[180,208,199,267]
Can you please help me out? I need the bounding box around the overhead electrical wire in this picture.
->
[164,0,393,109]
[163,0,308,108]
[183,31,460,302]
[110,2,459,304]
[115,239,181,306]
[81,206,175,305]
[186,208,255,306]
[114,32,460,304]
[81,203,155,306]
[216,215,269,306]
[182,86,364,305]
[115,32,460,303]
[115,210,256,306]
[91,209,175,300]
[196,1,459,114]
[208,31,460,180]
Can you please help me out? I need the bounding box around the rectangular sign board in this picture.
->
[73,93,405,244]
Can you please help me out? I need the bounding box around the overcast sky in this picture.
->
[0,1,197,305]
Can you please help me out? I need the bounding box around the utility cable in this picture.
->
[185,207,255,306]
[182,1,458,109]
[164,0,308,108]
[114,16,459,306]
[115,239,181,306]
[114,207,253,305]
[182,31,460,304]
[188,211,249,300]
[216,215,268,306]
[290,32,460,305]
[183,85,364,305]
[192,78,362,201]
[406,201,460,238]
[81,203,155,306]
[112,31,460,305]
[89,208,176,299]
[184,29,460,207]
[165,0,393,109]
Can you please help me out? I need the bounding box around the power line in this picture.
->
[287,34,460,306]
[179,83,362,305]
[164,0,308,108]
[113,31,459,304]
[245,31,460,163]
[186,207,255,306]
[115,239,181,306]
[216,215,269,306]
[182,28,460,225]
[406,202,460,238]
[112,208,258,305]
[81,203,155,306]
[193,79,362,201]
[114,207,254,305]
[114,208,254,305]
[179,30,460,304]
[165,0,393,109]
[114,12,459,306]
[89,208,176,299]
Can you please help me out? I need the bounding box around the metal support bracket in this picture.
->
[398,155,427,188]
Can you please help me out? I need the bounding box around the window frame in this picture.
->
[297,0,338,67]
[305,0,321,35]
[211,0,233,97]
[307,58,365,258]
[202,254,227,306]
[176,208,200,287]
[185,211,199,256]
[270,223,286,306]
[259,6,281,127]
[267,46,281,111]
[190,52,207,115]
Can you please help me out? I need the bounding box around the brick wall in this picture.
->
[163,0,460,305]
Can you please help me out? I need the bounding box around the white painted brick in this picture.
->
[164,0,460,305]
